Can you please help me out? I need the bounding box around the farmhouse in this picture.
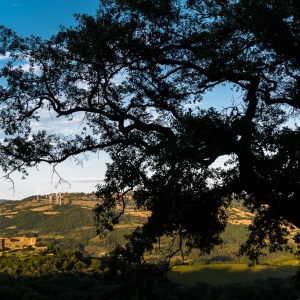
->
[0,236,36,251]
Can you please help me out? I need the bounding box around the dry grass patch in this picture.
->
[43,211,59,215]
[114,223,141,229]
[30,205,53,212]
[80,206,92,210]
[77,226,94,230]
[14,205,25,210]
[229,219,252,225]
[125,210,151,217]
[230,208,254,218]
[71,200,98,208]
[15,200,48,210]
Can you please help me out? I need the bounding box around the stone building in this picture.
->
[0,236,36,251]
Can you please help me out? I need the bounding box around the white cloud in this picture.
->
[0,53,10,60]
[12,4,23,7]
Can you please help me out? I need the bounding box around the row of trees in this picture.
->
[1,0,300,265]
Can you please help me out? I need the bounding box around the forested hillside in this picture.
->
[0,206,93,235]
[0,195,297,264]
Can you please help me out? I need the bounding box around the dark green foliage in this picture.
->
[0,252,297,299]
[0,272,16,286]
[215,278,299,300]
[0,218,298,300]
[291,267,300,293]
[0,286,19,300]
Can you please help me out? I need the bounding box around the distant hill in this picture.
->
[0,194,296,263]
[0,199,12,203]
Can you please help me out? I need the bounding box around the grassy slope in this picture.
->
[169,263,299,286]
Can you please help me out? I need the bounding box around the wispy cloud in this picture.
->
[12,4,23,7]
[0,53,10,60]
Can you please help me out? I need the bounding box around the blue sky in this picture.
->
[0,0,109,199]
[0,0,236,200]
[0,0,99,38]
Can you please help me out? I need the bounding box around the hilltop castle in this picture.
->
[0,236,36,251]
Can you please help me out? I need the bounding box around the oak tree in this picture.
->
[1,0,300,264]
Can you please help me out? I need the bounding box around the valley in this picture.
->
[0,193,299,299]
[0,193,297,265]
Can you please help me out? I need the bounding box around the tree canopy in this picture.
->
[1,0,300,264]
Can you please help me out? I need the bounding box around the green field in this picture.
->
[169,263,299,286]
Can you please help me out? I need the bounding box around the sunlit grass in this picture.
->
[169,263,299,286]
